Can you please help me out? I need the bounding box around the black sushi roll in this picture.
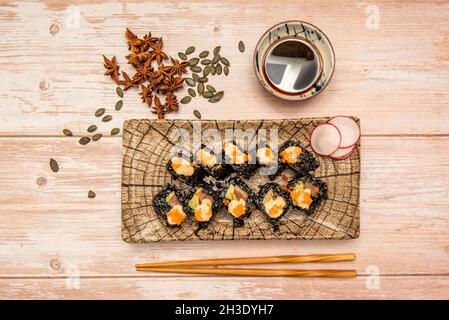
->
[193,146,232,180]
[257,182,292,221]
[287,174,327,214]
[184,184,221,228]
[278,140,319,174]
[152,184,188,227]
[166,154,205,185]
[223,142,258,179]
[220,177,256,226]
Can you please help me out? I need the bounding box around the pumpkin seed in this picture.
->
[216,63,222,75]
[203,65,211,76]
[102,115,112,122]
[63,129,73,136]
[202,91,214,98]
[206,85,216,92]
[49,158,59,173]
[213,46,221,55]
[238,40,245,53]
[210,65,216,75]
[115,100,123,111]
[178,52,188,60]
[213,91,224,100]
[88,190,96,199]
[79,136,91,145]
[185,46,195,55]
[212,55,220,64]
[180,96,192,104]
[199,51,209,58]
[220,57,230,66]
[201,59,211,65]
[190,66,202,73]
[224,65,229,76]
[87,125,97,133]
[95,108,105,117]
[197,83,204,94]
[188,88,196,97]
[208,98,219,103]
[111,128,120,135]
[188,58,199,67]
[198,77,208,83]
[92,133,102,141]
[186,78,196,87]
[193,109,201,119]
[116,87,124,98]
[192,73,200,81]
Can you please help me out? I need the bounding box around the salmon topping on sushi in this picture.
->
[224,143,252,164]
[290,182,314,209]
[166,205,187,226]
[257,147,276,166]
[196,149,217,168]
[224,184,250,218]
[262,189,287,219]
[171,157,196,176]
[188,187,214,222]
[280,146,303,164]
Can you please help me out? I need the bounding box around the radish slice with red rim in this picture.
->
[330,145,355,160]
[327,116,360,148]
[310,123,341,156]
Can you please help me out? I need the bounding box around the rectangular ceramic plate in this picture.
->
[121,118,360,242]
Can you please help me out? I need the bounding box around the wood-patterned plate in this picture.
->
[121,118,360,242]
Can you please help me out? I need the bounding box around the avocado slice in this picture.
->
[165,191,175,204]
[188,195,200,209]
[224,185,235,200]
[262,189,274,204]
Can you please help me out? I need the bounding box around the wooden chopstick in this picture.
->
[135,253,355,268]
[135,267,357,278]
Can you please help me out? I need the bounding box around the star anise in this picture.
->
[143,32,160,48]
[125,28,143,54]
[149,39,168,65]
[103,55,120,83]
[159,75,185,92]
[126,52,150,66]
[170,57,189,76]
[165,91,179,112]
[159,63,175,77]
[135,59,154,81]
[119,71,139,90]
[140,84,153,107]
[151,95,165,119]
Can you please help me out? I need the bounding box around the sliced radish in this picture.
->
[310,123,341,156]
[330,145,356,160]
[327,116,360,148]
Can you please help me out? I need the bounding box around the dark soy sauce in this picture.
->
[263,38,321,94]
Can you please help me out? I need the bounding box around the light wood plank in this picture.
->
[1,276,448,299]
[0,0,448,135]
[0,136,448,277]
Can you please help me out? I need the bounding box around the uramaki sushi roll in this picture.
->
[152,184,188,227]
[257,182,291,221]
[194,147,232,180]
[223,142,258,179]
[278,140,319,174]
[221,177,256,226]
[184,185,221,228]
[287,174,327,214]
[166,154,205,185]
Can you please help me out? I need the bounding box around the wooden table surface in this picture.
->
[1,0,448,300]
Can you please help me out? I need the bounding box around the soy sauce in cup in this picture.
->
[262,37,322,95]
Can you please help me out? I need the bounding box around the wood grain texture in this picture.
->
[121,118,360,242]
[0,0,448,135]
[0,0,448,299]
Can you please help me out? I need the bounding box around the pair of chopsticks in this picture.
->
[135,253,357,278]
